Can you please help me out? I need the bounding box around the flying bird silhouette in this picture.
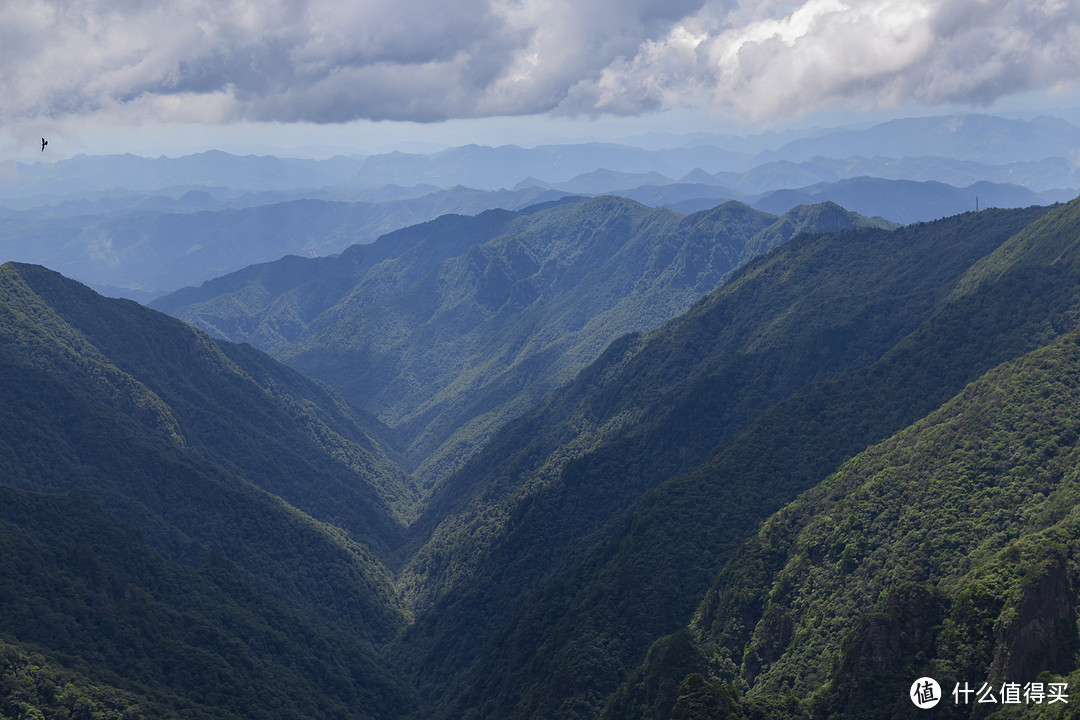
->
[41,138,47,152]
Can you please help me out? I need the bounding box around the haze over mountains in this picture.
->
[2,113,1076,299]
[7,112,1080,720]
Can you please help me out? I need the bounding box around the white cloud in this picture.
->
[1,0,1078,126]
[565,0,1080,121]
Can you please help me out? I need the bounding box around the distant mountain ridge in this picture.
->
[6,115,1078,202]
[0,150,365,199]
[749,177,1052,225]
[764,113,1080,165]
[5,112,1079,300]
[0,187,571,299]
[0,172,1058,303]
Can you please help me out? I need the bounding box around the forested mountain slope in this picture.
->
[156,197,890,489]
[667,330,1080,720]
[0,262,413,540]
[392,204,1059,718]
[626,195,1080,720]
[0,484,416,720]
[0,261,416,718]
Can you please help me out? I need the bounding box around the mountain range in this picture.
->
[5,114,1079,201]
[608,196,1080,719]
[8,115,1080,719]
[4,113,1078,302]
[0,187,569,300]
[2,174,1061,302]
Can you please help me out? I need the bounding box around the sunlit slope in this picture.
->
[664,326,1080,719]
[604,196,1080,720]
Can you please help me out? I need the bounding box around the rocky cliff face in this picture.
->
[990,550,1077,683]
[831,584,948,717]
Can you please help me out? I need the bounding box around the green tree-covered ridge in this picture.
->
[155,197,891,490]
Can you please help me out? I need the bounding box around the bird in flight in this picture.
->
[41,138,48,152]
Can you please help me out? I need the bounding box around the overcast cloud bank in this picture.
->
[2,0,1079,127]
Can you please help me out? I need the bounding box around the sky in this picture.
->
[3,0,1080,160]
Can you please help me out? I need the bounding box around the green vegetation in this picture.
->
[14,193,1080,720]
[376,205,1044,717]
[0,261,417,718]
[594,198,1080,720]
[0,484,415,720]
[157,197,891,491]
[1,637,172,720]
[672,327,1080,719]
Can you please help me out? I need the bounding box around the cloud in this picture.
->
[564,0,1080,121]
[1,0,1078,126]
[0,0,706,124]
